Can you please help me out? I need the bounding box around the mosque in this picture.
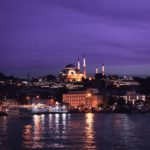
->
[59,56,105,82]
[59,56,86,82]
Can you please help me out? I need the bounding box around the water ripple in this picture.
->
[1,114,150,149]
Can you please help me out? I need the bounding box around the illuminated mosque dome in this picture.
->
[59,57,86,82]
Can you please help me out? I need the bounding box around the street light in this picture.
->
[36,95,40,99]
[87,93,91,97]
[55,101,59,105]
[26,96,30,100]
[26,96,30,105]
[36,95,40,104]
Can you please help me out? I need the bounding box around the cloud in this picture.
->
[0,0,150,76]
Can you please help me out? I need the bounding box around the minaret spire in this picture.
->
[102,64,105,77]
[77,58,80,70]
[83,55,86,79]
[96,66,98,74]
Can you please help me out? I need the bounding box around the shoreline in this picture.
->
[0,111,149,117]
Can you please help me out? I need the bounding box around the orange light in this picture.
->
[87,93,91,97]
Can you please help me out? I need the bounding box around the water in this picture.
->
[0,113,150,150]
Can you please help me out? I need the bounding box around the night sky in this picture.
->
[0,0,150,77]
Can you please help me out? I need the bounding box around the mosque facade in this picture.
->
[59,57,86,82]
[59,56,105,82]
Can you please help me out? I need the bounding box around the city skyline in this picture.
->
[1,0,150,77]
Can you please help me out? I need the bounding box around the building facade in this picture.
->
[123,91,146,103]
[63,88,103,108]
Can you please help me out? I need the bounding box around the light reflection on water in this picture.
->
[84,113,96,150]
[1,114,150,150]
[0,116,8,149]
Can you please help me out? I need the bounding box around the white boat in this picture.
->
[31,103,69,114]
[30,103,49,114]
[6,104,69,116]
[48,105,69,113]
[31,107,49,114]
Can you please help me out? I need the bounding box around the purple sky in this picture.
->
[0,0,150,77]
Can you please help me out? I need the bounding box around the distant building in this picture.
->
[63,88,103,108]
[122,91,146,104]
[124,91,146,101]
[59,56,87,82]
[112,78,141,88]
[95,64,105,80]
[2,99,18,106]
[59,64,84,82]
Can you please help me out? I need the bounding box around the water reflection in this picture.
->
[0,116,8,150]
[33,115,42,142]
[22,115,44,149]
[22,113,96,149]
[121,115,138,150]
[55,114,60,134]
[21,114,149,150]
[111,114,140,150]
[62,113,67,131]
[22,114,69,149]
[2,114,150,150]
[84,113,96,150]
[22,124,32,148]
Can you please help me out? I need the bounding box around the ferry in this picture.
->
[6,104,49,116]
[6,105,32,117]
[6,104,69,116]
[31,103,49,114]
[48,105,69,113]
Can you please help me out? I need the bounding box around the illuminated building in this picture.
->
[96,66,98,74]
[101,64,105,77]
[83,56,86,79]
[122,91,146,104]
[59,56,87,82]
[77,58,80,70]
[63,88,103,108]
[113,79,141,88]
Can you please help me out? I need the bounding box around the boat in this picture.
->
[6,103,69,116]
[6,105,32,117]
[48,105,69,113]
[6,104,49,116]
[31,103,69,114]
[31,107,49,114]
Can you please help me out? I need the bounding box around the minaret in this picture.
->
[96,66,98,74]
[83,55,86,79]
[102,64,105,77]
[77,58,80,71]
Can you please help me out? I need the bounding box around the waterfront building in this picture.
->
[63,88,103,108]
[122,91,146,104]
[2,99,18,106]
